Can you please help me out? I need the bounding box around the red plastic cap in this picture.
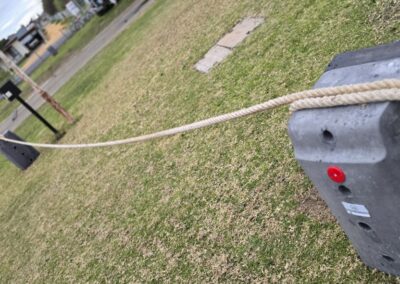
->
[327,166,346,183]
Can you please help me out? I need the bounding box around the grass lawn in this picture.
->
[0,0,399,282]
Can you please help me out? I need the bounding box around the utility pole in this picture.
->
[0,80,61,138]
[0,51,74,124]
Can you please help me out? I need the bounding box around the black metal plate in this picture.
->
[0,80,22,101]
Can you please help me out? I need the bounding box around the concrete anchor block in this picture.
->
[288,41,400,276]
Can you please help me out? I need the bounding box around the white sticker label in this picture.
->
[342,202,370,218]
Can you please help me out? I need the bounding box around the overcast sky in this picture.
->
[0,0,43,40]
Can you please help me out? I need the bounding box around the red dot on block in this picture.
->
[327,166,346,183]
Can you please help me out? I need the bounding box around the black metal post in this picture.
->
[15,96,60,136]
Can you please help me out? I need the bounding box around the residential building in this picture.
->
[2,22,46,64]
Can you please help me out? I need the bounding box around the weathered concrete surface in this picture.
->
[218,17,264,49]
[195,17,264,73]
[195,45,232,73]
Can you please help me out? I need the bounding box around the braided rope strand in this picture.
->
[1,79,400,149]
[290,89,400,112]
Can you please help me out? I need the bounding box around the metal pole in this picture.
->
[0,51,75,124]
[15,96,60,136]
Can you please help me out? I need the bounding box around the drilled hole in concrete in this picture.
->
[382,255,395,262]
[338,185,351,195]
[322,130,334,143]
[358,222,372,231]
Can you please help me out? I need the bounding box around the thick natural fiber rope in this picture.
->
[290,88,400,112]
[1,79,400,149]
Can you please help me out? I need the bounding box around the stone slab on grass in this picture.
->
[195,45,232,73]
[195,17,264,73]
[233,17,265,33]
[218,17,264,49]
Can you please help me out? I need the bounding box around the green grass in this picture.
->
[0,0,399,282]
[0,69,9,83]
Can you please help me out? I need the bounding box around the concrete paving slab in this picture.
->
[233,17,264,33]
[217,30,250,49]
[195,17,264,73]
[195,45,232,73]
[218,17,264,49]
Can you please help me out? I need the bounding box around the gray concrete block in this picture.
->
[288,41,400,276]
[0,131,40,170]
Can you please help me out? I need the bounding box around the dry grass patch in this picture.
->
[0,0,399,282]
[296,187,336,223]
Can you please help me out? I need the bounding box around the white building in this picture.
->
[2,23,46,64]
